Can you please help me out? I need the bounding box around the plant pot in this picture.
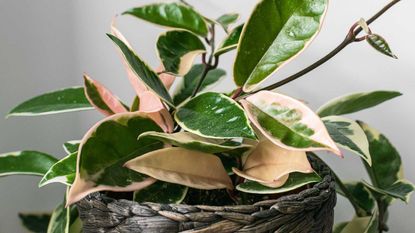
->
[76,156,336,233]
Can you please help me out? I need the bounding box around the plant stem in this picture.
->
[243,0,401,96]
[191,24,218,97]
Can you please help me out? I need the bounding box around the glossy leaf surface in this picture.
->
[323,116,371,165]
[173,64,226,105]
[366,34,397,59]
[67,112,163,205]
[134,181,188,204]
[108,34,174,107]
[237,172,320,194]
[318,90,401,117]
[358,121,402,189]
[123,3,208,36]
[125,147,233,190]
[7,87,93,117]
[39,152,77,187]
[0,151,57,177]
[63,141,80,155]
[139,131,253,154]
[242,91,340,155]
[234,0,328,92]
[233,140,313,187]
[83,74,128,116]
[363,180,414,203]
[19,213,51,233]
[216,13,239,32]
[175,92,255,139]
[157,30,205,76]
[215,24,243,56]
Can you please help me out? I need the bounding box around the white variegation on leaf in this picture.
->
[322,116,371,165]
[83,74,128,116]
[125,147,233,190]
[241,91,341,156]
[233,140,313,188]
[39,153,77,187]
[67,112,165,206]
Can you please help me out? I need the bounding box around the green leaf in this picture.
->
[323,116,371,165]
[214,24,243,56]
[366,34,397,59]
[216,13,239,32]
[7,87,93,117]
[139,131,253,154]
[363,180,414,203]
[333,222,348,233]
[317,90,402,117]
[63,141,80,155]
[234,0,328,92]
[157,30,205,76]
[134,181,188,204]
[339,210,378,233]
[48,196,78,233]
[123,2,208,36]
[39,152,77,187]
[236,172,321,194]
[358,121,403,189]
[107,34,174,107]
[0,151,58,177]
[175,92,256,139]
[19,213,51,233]
[173,64,226,105]
[83,74,128,116]
[241,91,341,155]
[337,182,375,214]
[67,112,164,205]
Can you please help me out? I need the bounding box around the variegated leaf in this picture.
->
[233,140,313,188]
[0,151,58,177]
[67,112,164,205]
[241,91,341,155]
[157,30,205,76]
[339,210,378,233]
[362,180,414,203]
[39,152,77,187]
[83,74,128,116]
[63,140,80,155]
[139,131,253,154]
[323,116,371,165]
[134,181,188,204]
[366,34,397,59]
[214,24,243,56]
[125,147,233,190]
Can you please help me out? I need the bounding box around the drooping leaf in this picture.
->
[339,210,378,233]
[83,74,128,116]
[19,213,51,233]
[214,24,243,56]
[123,2,209,36]
[234,0,329,92]
[173,64,226,105]
[233,140,313,188]
[67,112,164,205]
[0,151,58,177]
[317,90,402,117]
[237,172,321,194]
[134,181,188,204]
[323,116,371,165]
[107,34,174,107]
[175,92,256,139]
[366,34,397,59]
[63,141,80,155]
[337,182,375,214]
[358,121,403,189]
[241,91,341,155]
[139,131,253,154]
[7,87,93,117]
[157,30,205,76]
[39,152,77,187]
[125,147,233,190]
[362,180,414,203]
[216,13,239,32]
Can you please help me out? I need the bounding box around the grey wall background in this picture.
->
[0,0,414,232]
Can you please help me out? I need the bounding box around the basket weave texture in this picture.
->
[77,157,336,233]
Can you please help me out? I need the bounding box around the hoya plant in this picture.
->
[1,0,412,232]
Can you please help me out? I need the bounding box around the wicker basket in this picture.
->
[76,156,336,233]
